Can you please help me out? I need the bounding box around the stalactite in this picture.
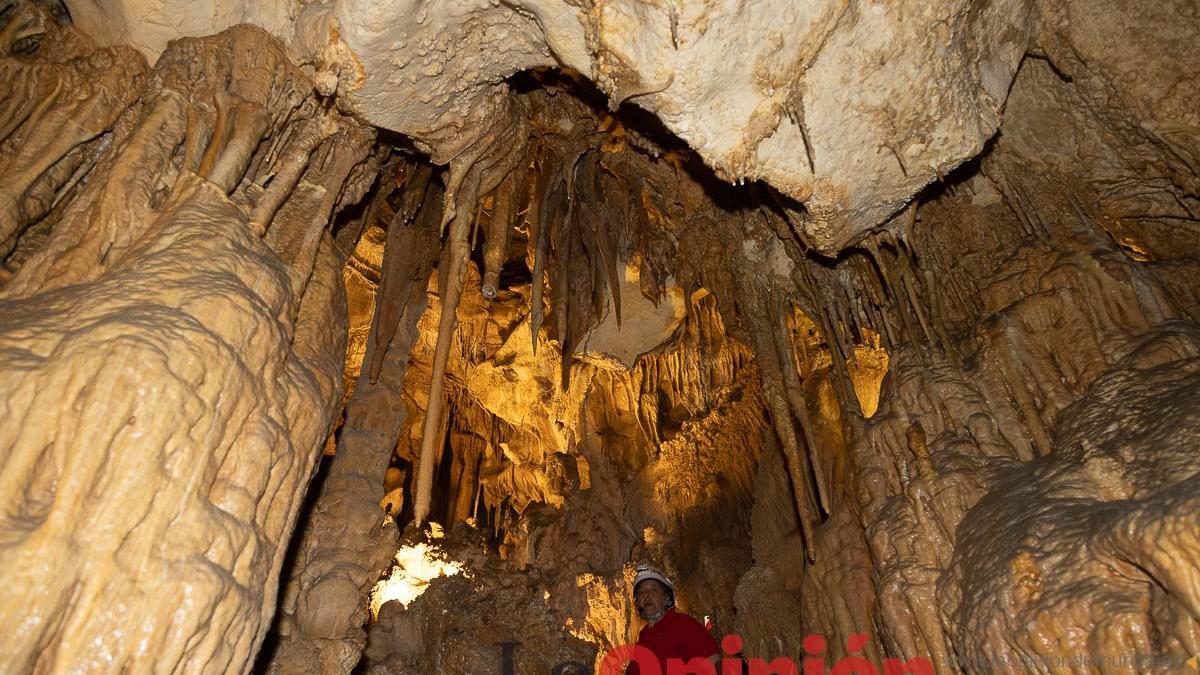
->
[888,226,957,356]
[769,294,833,514]
[248,116,339,236]
[414,172,475,526]
[367,162,437,382]
[592,172,623,326]
[207,96,270,193]
[274,133,377,305]
[572,151,620,346]
[0,23,144,251]
[753,321,818,561]
[528,129,593,359]
[898,269,935,348]
[728,216,819,559]
[481,169,520,299]
[333,159,396,259]
[270,229,437,674]
[268,152,442,674]
[414,103,530,526]
[529,166,562,355]
[793,261,855,419]
[195,91,231,179]
[553,158,578,391]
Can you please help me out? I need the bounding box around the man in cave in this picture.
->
[624,565,720,675]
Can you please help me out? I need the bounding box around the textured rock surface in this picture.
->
[68,0,1036,249]
[322,28,1199,668]
[946,328,1200,671]
[0,20,373,672]
[358,287,765,673]
[2,1,1199,674]
[363,528,597,675]
[64,0,294,60]
[576,264,688,370]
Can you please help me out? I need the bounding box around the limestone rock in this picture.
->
[68,0,1037,249]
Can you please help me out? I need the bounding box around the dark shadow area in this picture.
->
[252,452,336,673]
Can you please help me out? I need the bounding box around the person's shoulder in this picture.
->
[668,608,707,630]
[666,609,719,654]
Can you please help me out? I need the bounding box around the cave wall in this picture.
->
[0,14,376,672]
[788,22,1200,668]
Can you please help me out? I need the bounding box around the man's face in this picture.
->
[635,580,670,620]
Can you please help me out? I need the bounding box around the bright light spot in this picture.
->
[369,543,464,619]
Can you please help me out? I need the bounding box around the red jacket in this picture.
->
[625,608,719,675]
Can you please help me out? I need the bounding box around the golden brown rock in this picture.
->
[0,22,372,672]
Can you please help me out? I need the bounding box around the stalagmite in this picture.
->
[268,179,441,673]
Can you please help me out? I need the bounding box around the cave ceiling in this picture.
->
[69,0,1038,251]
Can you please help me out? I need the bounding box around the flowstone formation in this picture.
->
[0,12,375,672]
[1,1,1198,674]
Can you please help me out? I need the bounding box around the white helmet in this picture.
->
[634,564,675,605]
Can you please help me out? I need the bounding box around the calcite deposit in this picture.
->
[67,0,1034,250]
[0,0,1197,674]
[0,16,375,672]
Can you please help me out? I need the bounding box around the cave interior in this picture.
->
[1,0,1199,673]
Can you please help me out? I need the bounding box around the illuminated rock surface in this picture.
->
[0,1,1197,674]
[0,17,375,672]
[65,0,1034,250]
